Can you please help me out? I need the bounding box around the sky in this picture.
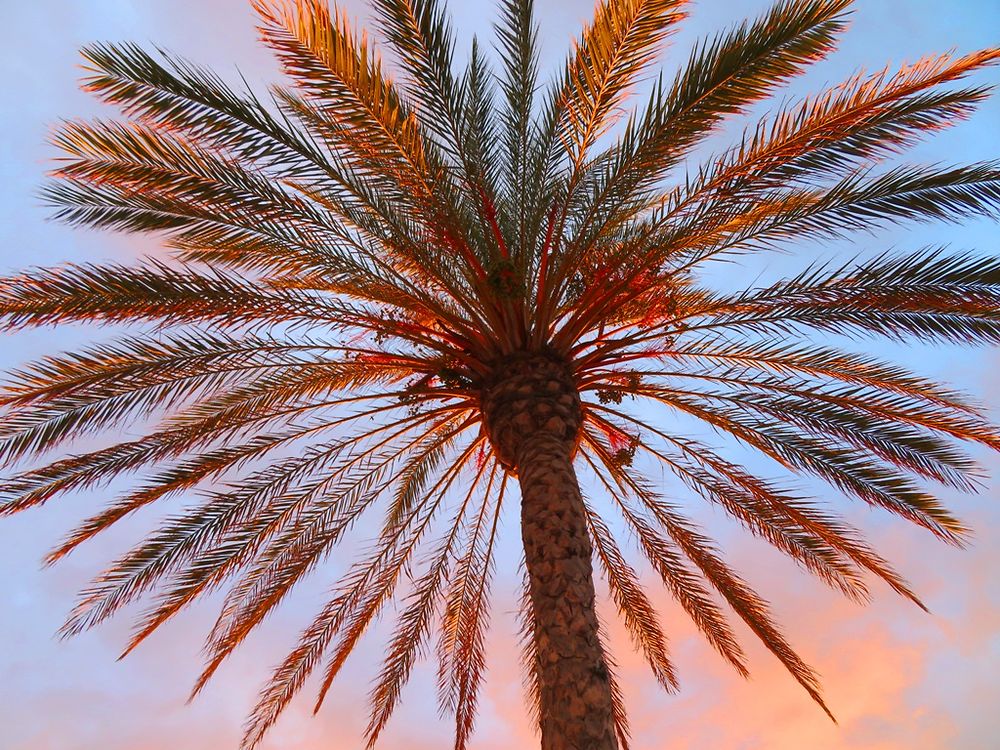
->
[1,1,999,749]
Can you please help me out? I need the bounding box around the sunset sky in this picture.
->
[1,1,998,749]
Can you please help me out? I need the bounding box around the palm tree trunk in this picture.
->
[516,431,619,750]
[481,352,618,750]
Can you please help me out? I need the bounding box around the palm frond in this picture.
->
[80,41,331,176]
[370,0,460,146]
[584,500,677,690]
[0,259,322,330]
[255,1,434,194]
[240,436,481,749]
[597,617,632,750]
[556,0,686,166]
[578,444,749,675]
[684,248,1000,345]
[566,0,851,248]
[495,0,540,243]
[434,471,504,750]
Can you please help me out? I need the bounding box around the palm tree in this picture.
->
[2,0,998,747]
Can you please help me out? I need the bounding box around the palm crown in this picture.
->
[3,0,1000,748]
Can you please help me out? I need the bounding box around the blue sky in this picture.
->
[0,2,998,749]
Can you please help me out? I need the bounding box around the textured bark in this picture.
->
[482,352,619,750]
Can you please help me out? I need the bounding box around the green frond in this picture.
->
[584,501,677,691]
[588,412,870,601]
[311,433,481,715]
[685,247,1000,345]
[0,431,205,517]
[762,163,1000,239]
[44,431,306,565]
[577,443,749,675]
[255,1,436,197]
[46,118,368,277]
[385,430,453,530]
[80,41,331,177]
[591,448,833,718]
[0,259,322,330]
[241,436,482,749]
[370,0,459,143]
[649,47,1000,266]
[368,0,511,275]
[363,500,469,748]
[645,389,970,543]
[595,407,927,606]
[141,409,473,665]
[567,0,851,247]
[62,439,359,639]
[597,619,633,750]
[0,342,414,466]
[667,163,1000,269]
[556,0,686,165]
[59,400,455,638]
[456,38,507,249]
[702,47,1000,194]
[679,446,926,608]
[669,337,977,411]
[433,470,504,750]
[495,0,540,241]
[646,494,835,721]
[592,361,990,487]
